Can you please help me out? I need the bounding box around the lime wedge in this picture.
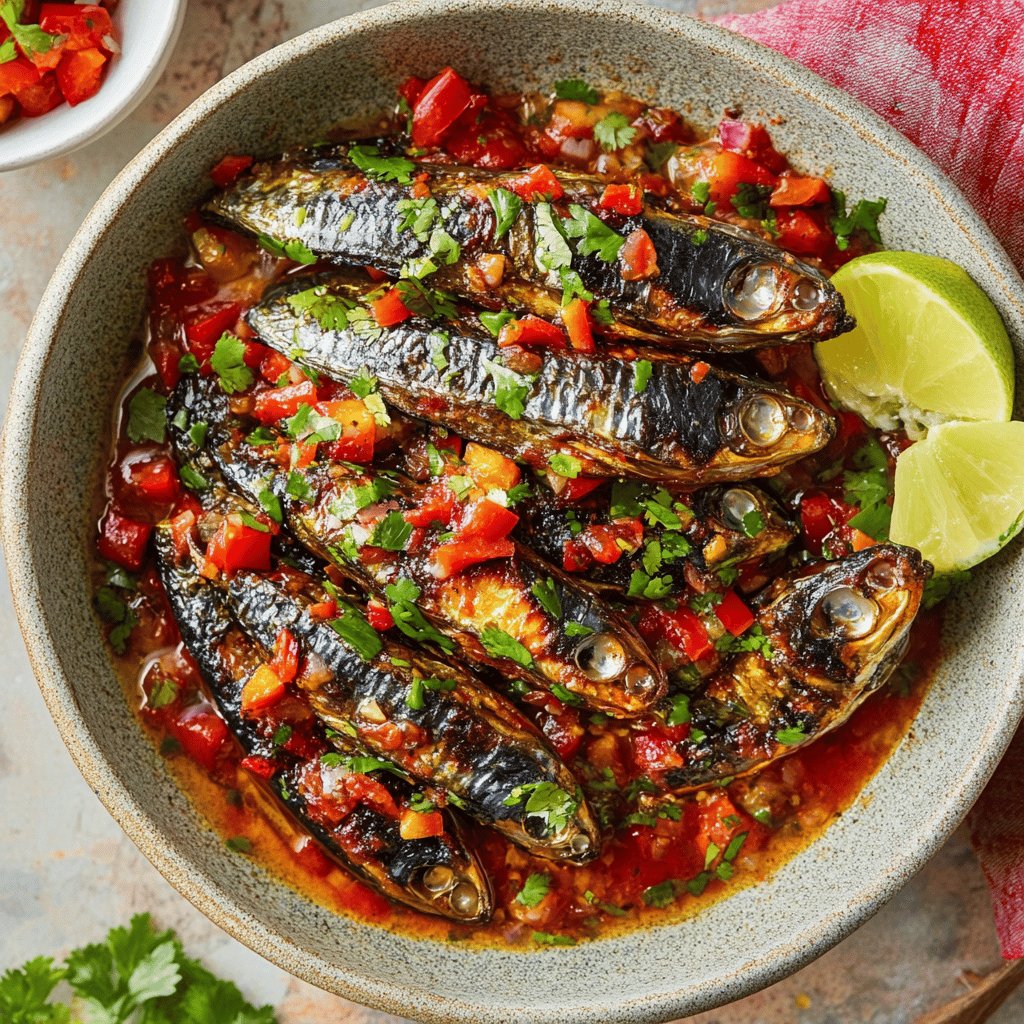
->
[815,252,1014,438]
[889,420,1024,573]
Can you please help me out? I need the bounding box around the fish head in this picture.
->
[759,544,932,689]
[719,383,836,465]
[695,484,797,562]
[720,247,855,339]
[406,849,494,923]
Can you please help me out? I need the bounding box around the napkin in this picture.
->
[717,0,1024,957]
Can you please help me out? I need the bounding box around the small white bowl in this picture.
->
[0,0,185,172]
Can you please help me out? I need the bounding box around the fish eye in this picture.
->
[448,882,481,918]
[720,487,760,531]
[420,865,455,893]
[624,664,659,693]
[788,405,816,432]
[819,586,878,639]
[864,559,898,592]
[575,634,626,681]
[738,395,787,447]
[792,277,823,311]
[570,833,592,856]
[724,261,782,321]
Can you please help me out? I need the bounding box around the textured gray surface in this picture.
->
[1,1,1023,1022]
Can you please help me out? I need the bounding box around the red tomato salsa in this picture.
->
[0,0,119,127]
[92,70,939,948]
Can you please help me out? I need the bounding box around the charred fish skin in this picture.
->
[152,526,494,921]
[661,544,931,792]
[226,567,600,864]
[205,151,852,348]
[166,374,667,719]
[246,272,836,484]
[516,482,796,598]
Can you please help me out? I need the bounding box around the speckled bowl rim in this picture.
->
[3,1,1024,1021]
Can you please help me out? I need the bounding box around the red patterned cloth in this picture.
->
[718,0,1024,957]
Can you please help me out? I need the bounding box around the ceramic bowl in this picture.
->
[0,0,185,173]
[3,1,1024,1021]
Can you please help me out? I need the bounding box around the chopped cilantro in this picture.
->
[505,482,532,506]
[642,880,678,908]
[322,753,409,780]
[516,872,551,908]
[731,182,773,221]
[830,190,887,251]
[503,781,578,834]
[627,570,674,600]
[550,683,583,707]
[593,111,636,151]
[532,931,576,947]
[408,791,435,813]
[226,836,252,853]
[329,604,383,661]
[286,285,352,331]
[481,627,534,668]
[633,359,653,394]
[178,352,200,373]
[406,674,457,710]
[692,229,708,245]
[562,204,625,263]
[210,333,255,394]
[488,187,522,239]
[690,181,711,205]
[385,577,456,654]
[565,622,593,637]
[531,576,563,620]
[396,196,439,241]
[347,144,415,184]
[428,227,461,265]
[775,724,807,746]
[534,202,573,271]
[665,693,691,726]
[553,78,599,103]
[257,486,283,524]
[285,471,313,503]
[922,569,971,610]
[369,510,413,551]
[246,425,275,446]
[645,141,679,170]
[480,309,515,337]
[256,233,316,264]
[179,465,208,491]
[741,509,765,537]
[610,480,644,519]
[548,453,581,479]
[126,388,167,444]
[484,358,534,420]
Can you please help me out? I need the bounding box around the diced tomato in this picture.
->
[344,773,400,818]
[430,536,515,580]
[0,57,41,97]
[411,66,473,147]
[632,728,685,773]
[560,298,594,353]
[183,302,241,361]
[366,599,394,632]
[498,314,567,350]
[404,480,458,528]
[241,663,286,714]
[714,589,755,637]
[635,106,691,144]
[209,154,254,188]
[431,433,463,458]
[708,150,778,206]
[268,628,299,684]
[560,476,604,503]
[319,398,376,464]
[538,707,584,760]
[770,174,831,208]
[398,74,425,108]
[463,443,520,492]
[579,518,644,565]
[308,599,339,620]
[39,5,114,50]
[124,454,180,507]
[13,70,62,116]
[252,379,317,423]
[370,287,414,327]
[638,604,713,662]
[204,515,272,574]
[717,119,786,173]
[620,228,659,281]
[97,509,152,570]
[696,793,745,860]
[399,808,445,840]
[291,834,334,878]
[690,361,711,385]
[456,497,519,543]
[259,349,293,384]
[799,492,856,554]
[775,208,834,257]
[169,704,229,772]
[168,509,196,560]
[240,754,278,780]
[506,163,564,202]
[55,47,106,106]
[599,183,643,217]
[444,105,528,170]
[0,95,15,126]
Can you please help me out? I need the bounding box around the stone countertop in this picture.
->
[1,1,1020,1021]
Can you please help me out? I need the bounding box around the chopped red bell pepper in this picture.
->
[366,599,395,632]
[259,349,293,384]
[579,518,644,564]
[456,497,519,543]
[799,492,857,554]
[560,298,595,353]
[252,379,317,423]
[318,398,376,464]
[404,480,458,529]
[506,163,565,202]
[308,599,340,620]
[714,589,756,637]
[39,4,114,50]
[183,302,242,361]
[169,704,229,772]
[168,509,196,560]
[370,287,414,327]
[770,174,831,208]
[241,663,286,714]
[204,515,272,574]
[559,476,604,503]
[632,728,685,773]
[498,314,567,350]
[717,119,787,173]
[774,208,834,257]
[97,509,152,570]
[429,536,515,580]
[12,71,62,116]
[463,443,520,491]
[125,454,180,507]
[209,154,254,188]
[708,150,778,206]
[444,106,528,170]
[599,183,643,216]
[638,604,713,662]
[400,807,445,840]
[240,754,278,780]
[398,75,425,108]
[620,228,659,281]
[268,628,300,684]
[411,66,473,147]
[0,57,41,98]
[344,774,401,819]
[55,47,106,106]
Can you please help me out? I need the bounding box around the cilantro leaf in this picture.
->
[126,388,167,444]
[562,204,625,263]
[731,182,773,220]
[642,879,679,908]
[0,38,18,64]
[286,285,352,331]
[548,453,581,479]
[329,604,383,661]
[369,510,413,551]
[830,190,887,251]
[503,781,578,834]
[481,627,535,668]
[741,509,765,538]
[593,111,636,151]
[553,78,599,104]
[0,3,59,58]
[665,693,690,726]
[484,358,534,420]
[0,956,67,1024]
[534,202,573,271]
[256,233,316,264]
[531,577,562,620]
[479,310,515,337]
[348,144,415,184]
[516,872,551,908]
[775,724,807,746]
[633,359,653,394]
[396,196,439,242]
[210,333,254,394]
[532,931,576,946]
[488,187,522,239]
[385,577,456,654]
